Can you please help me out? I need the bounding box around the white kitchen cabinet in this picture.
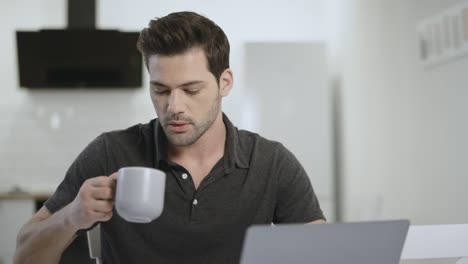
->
[0,193,49,264]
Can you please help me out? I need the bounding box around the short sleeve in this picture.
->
[44,134,108,215]
[273,144,325,223]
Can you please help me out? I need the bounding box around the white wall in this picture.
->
[340,0,468,224]
[0,0,339,193]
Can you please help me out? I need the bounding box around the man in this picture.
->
[14,11,325,264]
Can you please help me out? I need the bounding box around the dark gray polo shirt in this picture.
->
[45,114,324,264]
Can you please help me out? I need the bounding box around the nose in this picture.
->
[167,89,185,115]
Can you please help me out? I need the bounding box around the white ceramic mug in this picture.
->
[115,167,166,223]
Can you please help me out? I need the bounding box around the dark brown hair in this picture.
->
[136,11,230,82]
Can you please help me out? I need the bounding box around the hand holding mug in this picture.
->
[67,173,118,230]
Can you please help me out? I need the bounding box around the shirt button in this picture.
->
[181,173,188,180]
[193,199,198,205]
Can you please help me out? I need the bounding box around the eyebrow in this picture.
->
[150,80,205,88]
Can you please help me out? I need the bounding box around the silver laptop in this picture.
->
[240,220,410,264]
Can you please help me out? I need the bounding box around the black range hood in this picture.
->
[16,0,142,88]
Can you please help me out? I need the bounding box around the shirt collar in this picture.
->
[152,113,249,170]
[223,113,249,170]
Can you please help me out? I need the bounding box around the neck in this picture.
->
[168,112,226,163]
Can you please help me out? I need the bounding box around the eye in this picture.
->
[184,88,200,95]
[153,89,170,95]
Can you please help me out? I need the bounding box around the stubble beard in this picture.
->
[164,93,221,146]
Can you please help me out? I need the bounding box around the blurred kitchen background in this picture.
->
[1,0,468,263]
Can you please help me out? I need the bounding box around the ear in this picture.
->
[218,69,234,97]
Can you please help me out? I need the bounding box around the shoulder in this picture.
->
[99,119,155,146]
[72,120,155,163]
[91,120,157,169]
[237,129,292,164]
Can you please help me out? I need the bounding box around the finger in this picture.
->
[109,174,116,189]
[91,186,114,200]
[91,200,114,213]
[90,176,115,188]
[106,173,117,190]
[109,172,118,180]
[92,211,113,222]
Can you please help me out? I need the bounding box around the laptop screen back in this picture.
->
[240,220,410,264]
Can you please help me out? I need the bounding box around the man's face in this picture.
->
[148,47,231,146]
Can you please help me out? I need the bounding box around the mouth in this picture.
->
[166,121,191,133]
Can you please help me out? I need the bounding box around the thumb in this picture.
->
[109,172,118,180]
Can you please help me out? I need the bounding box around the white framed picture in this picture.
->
[417,0,468,67]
